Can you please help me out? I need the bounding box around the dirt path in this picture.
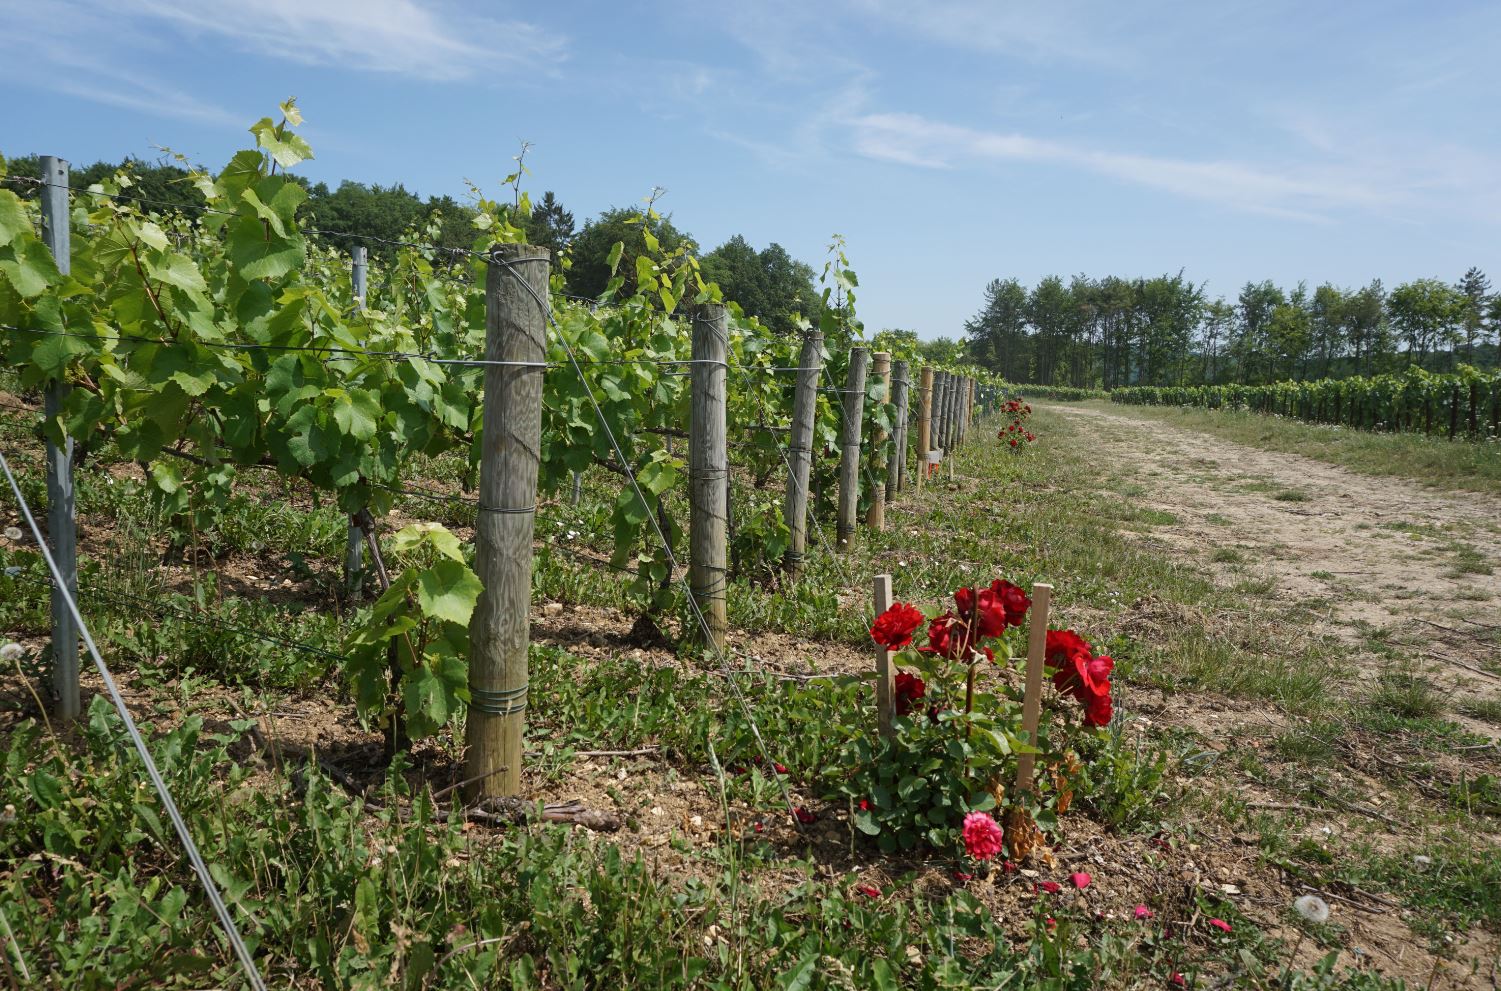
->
[1052,403,1501,710]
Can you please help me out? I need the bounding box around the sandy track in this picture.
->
[1053,404,1501,706]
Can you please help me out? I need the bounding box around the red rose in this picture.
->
[920,612,970,660]
[1083,653,1113,695]
[1083,692,1112,726]
[858,798,871,811]
[894,672,926,716]
[870,602,926,650]
[1009,439,1018,448]
[989,579,1030,628]
[794,807,816,824]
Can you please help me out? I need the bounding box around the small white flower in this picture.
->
[0,643,24,662]
[3,527,20,541]
[1294,895,1330,924]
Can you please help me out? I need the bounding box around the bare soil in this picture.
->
[1053,404,1501,713]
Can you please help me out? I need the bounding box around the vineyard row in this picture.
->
[1108,365,1501,439]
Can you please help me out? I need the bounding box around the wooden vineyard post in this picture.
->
[689,304,730,646]
[916,366,933,489]
[38,156,79,722]
[965,378,975,443]
[836,347,869,550]
[344,246,368,598]
[466,243,550,800]
[865,351,891,531]
[874,574,895,738]
[953,375,963,448]
[887,360,910,497]
[783,329,823,573]
[930,373,945,471]
[1014,582,1053,793]
[935,373,952,474]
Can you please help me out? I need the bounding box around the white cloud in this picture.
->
[847,111,1421,220]
[114,0,565,81]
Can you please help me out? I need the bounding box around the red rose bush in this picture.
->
[842,579,1114,860]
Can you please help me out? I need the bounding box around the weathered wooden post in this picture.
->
[836,347,869,550]
[783,329,823,573]
[344,246,368,598]
[1014,583,1054,792]
[887,360,910,497]
[874,574,895,738]
[916,366,934,489]
[38,156,79,722]
[934,373,950,458]
[689,304,730,645]
[466,244,550,800]
[865,351,891,531]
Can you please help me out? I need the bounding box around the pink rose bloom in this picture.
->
[961,811,1005,861]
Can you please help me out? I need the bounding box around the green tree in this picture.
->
[700,236,821,334]
[565,206,697,299]
[1345,280,1389,375]
[919,335,967,366]
[1388,279,1464,370]
[963,278,1028,379]
[1457,267,1491,366]
[523,191,574,256]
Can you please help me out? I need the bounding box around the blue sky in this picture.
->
[2,0,1497,338]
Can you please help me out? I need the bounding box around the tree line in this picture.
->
[962,270,1499,389]
[3,154,824,336]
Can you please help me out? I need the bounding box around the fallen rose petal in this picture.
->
[1209,918,1232,933]
[856,884,881,898]
[794,807,816,825]
[1071,872,1091,890]
[1040,881,1061,894]
[1169,974,1185,988]
[952,870,973,882]
[1134,904,1154,920]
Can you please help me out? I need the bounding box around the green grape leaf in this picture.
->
[144,252,208,294]
[0,191,30,243]
[227,216,305,282]
[0,239,61,298]
[415,558,482,626]
[250,117,314,169]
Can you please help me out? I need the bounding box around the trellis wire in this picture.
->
[0,449,268,991]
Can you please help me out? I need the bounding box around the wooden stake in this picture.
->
[465,243,549,800]
[865,351,891,531]
[689,304,730,646]
[916,366,933,490]
[836,347,869,550]
[888,360,910,497]
[783,329,823,573]
[1015,583,1053,793]
[874,574,895,738]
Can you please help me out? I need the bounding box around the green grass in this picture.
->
[1074,400,1501,497]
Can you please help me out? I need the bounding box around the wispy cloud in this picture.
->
[848,111,1432,220]
[112,0,565,81]
[841,0,1137,67]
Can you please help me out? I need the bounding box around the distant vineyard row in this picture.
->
[1109,365,1501,439]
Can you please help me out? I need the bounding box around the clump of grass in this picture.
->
[1273,489,1310,502]
[1368,667,1444,720]
[1455,697,1501,727]
[1211,547,1244,564]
